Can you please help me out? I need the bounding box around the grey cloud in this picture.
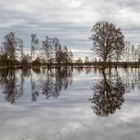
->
[0,0,140,58]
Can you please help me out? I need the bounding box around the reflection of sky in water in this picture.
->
[0,68,140,140]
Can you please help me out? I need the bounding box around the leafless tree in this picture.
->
[31,34,39,64]
[42,37,73,64]
[90,21,125,68]
[17,38,24,65]
[55,45,73,64]
[1,32,17,67]
[42,36,54,62]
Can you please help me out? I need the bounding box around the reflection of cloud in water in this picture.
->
[0,68,140,139]
[0,96,140,140]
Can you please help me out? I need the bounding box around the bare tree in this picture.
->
[122,41,131,62]
[31,34,39,65]
[17,38,24,66]
[1,32,18,67]
[90,21,125,68]
[42,36,54,62]
[55,45,71,64]
[69,51,73,63]
[55,45,63,63]
[137,45,140,62]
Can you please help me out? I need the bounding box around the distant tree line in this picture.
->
[0,32,73,69]
[122,42,140,62]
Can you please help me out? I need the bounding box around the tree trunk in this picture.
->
[103,57,107,70]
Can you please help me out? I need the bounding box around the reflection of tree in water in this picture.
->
[3,67,140,105]
[31,69,40,101]
[31,79,39,101]
[22,68,31,77]
[0,70,24,104]
[0,67,73,103]
[90,70,125,117]
[42,67,73,99]
[42,78,58,99]
[55,68,73,90]
[123,68,140,91]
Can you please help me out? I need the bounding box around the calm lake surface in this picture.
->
[0,67,140,140]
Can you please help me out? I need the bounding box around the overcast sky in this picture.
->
[0,0,140,59]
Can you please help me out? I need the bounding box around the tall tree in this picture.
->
[90,21,125,68]
[42,36,54,62]
[17,38,24,65]
[31,34,39,64]
[1,32,17,67]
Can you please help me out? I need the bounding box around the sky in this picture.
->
[0,0,140,59]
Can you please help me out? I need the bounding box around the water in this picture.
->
[0,67,140,140]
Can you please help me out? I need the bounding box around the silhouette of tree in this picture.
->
[41,67,73,99]
[1,32,18,67]
[17,38,24,66]
[30,69,40,101]
[42,37,73,64]
[55,67,73,90]
[31,34,39,65]
[42,36,54,62]
[0,54,8,68]
[32,57,41,68]
[31,79,39,101]
[22,54,31,67]
[90,70,125,116]
[90,21,125,68]
[42,78,58,99]
[0,70,23,104]
[55,45,72,63]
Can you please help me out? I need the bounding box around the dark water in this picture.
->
[0,67,140,140]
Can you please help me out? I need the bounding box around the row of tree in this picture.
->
[122,42,140,62]
[0,32,73,68]
[1,21,140,69]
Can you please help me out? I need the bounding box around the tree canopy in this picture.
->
[90,21,125,64]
